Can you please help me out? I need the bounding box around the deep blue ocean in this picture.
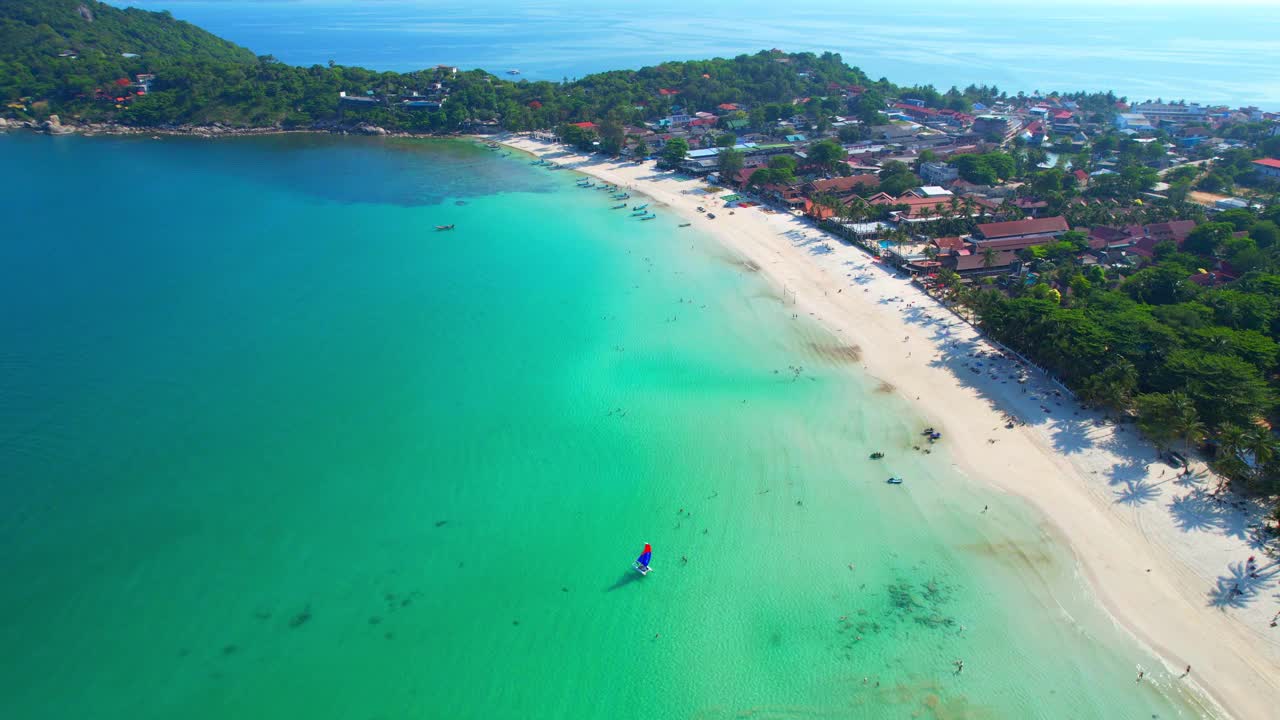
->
[113,0,1280,109]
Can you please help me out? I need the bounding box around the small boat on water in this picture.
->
[631,210,647,216]
[507,69,521,75]
[613,193,630,200]
[869,452,884,459]
[678,222,692,227]
[634,543,653,575]
[886,477,904,485]
[611,203,627,209]
[632,203,648,211]
[640,214,656,220]
[436,224,456,231]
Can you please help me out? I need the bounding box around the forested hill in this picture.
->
[1,0,255,66]
[0,0,272,122]
[0,0,916,130]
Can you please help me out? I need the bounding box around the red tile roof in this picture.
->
[976,216,1069,240]
[955,249,1017,271]
[570,121,597,129]
[808,175,880,194]
[802,198,836,220]
[1254,158,1280,169]
[1145,220,1196,243]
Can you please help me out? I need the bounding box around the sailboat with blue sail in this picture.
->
[634,543,652,575]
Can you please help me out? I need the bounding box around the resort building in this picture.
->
[973,216,1069,245]
[972,114,1022,142]
[919,161,959,185]
[1130,102,1208,125]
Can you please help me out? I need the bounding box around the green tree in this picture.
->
[660,137,689,167]
[1135,392,1187,450]
[1158,350,1273,428]
[560,123,596,151]
[1249,220,1278,248]
[808,139,847,172]
[715,133,737,147]
[717,148,744,181]
[598,115,625,155]
[1183,222,1233,257]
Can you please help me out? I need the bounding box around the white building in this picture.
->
[1114,113,1155,131]
[1130,102,1208,125]
[920,161,959,185]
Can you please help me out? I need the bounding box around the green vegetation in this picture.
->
[951,152,1015,184]
[3,1,887,132]
[942,204,1280,496]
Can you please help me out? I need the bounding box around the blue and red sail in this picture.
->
[635,543,652,570]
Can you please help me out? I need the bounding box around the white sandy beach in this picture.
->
[501,135,1280,719]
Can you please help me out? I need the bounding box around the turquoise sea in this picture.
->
[0,132,1215,718]
[114,0,1280,109]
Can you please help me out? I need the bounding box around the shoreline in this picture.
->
[498,134,1280,719]
[0,116,462,140]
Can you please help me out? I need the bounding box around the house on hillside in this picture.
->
[338,91,378,105]
[1253,158,1280,180]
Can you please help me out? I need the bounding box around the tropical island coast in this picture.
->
[6,1,1280,717]
[500,133,1280,720]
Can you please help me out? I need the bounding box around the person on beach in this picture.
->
[1137,670,1144,682]
[1182,665,1191,678]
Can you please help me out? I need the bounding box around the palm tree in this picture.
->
[981,246,998,269]
[1168,392,1205,457]
[1216,423,1246,462]
[1243,425,1277,469]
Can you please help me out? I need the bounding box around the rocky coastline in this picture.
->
[0,115,457,140]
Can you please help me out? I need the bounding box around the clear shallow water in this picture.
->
[113,0,1280,109]
[0,132,1215,718]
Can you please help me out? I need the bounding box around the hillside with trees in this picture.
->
[0,1,988,132]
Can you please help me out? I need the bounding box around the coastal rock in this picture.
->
[354,123,389,136]
[42,115,75,135]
